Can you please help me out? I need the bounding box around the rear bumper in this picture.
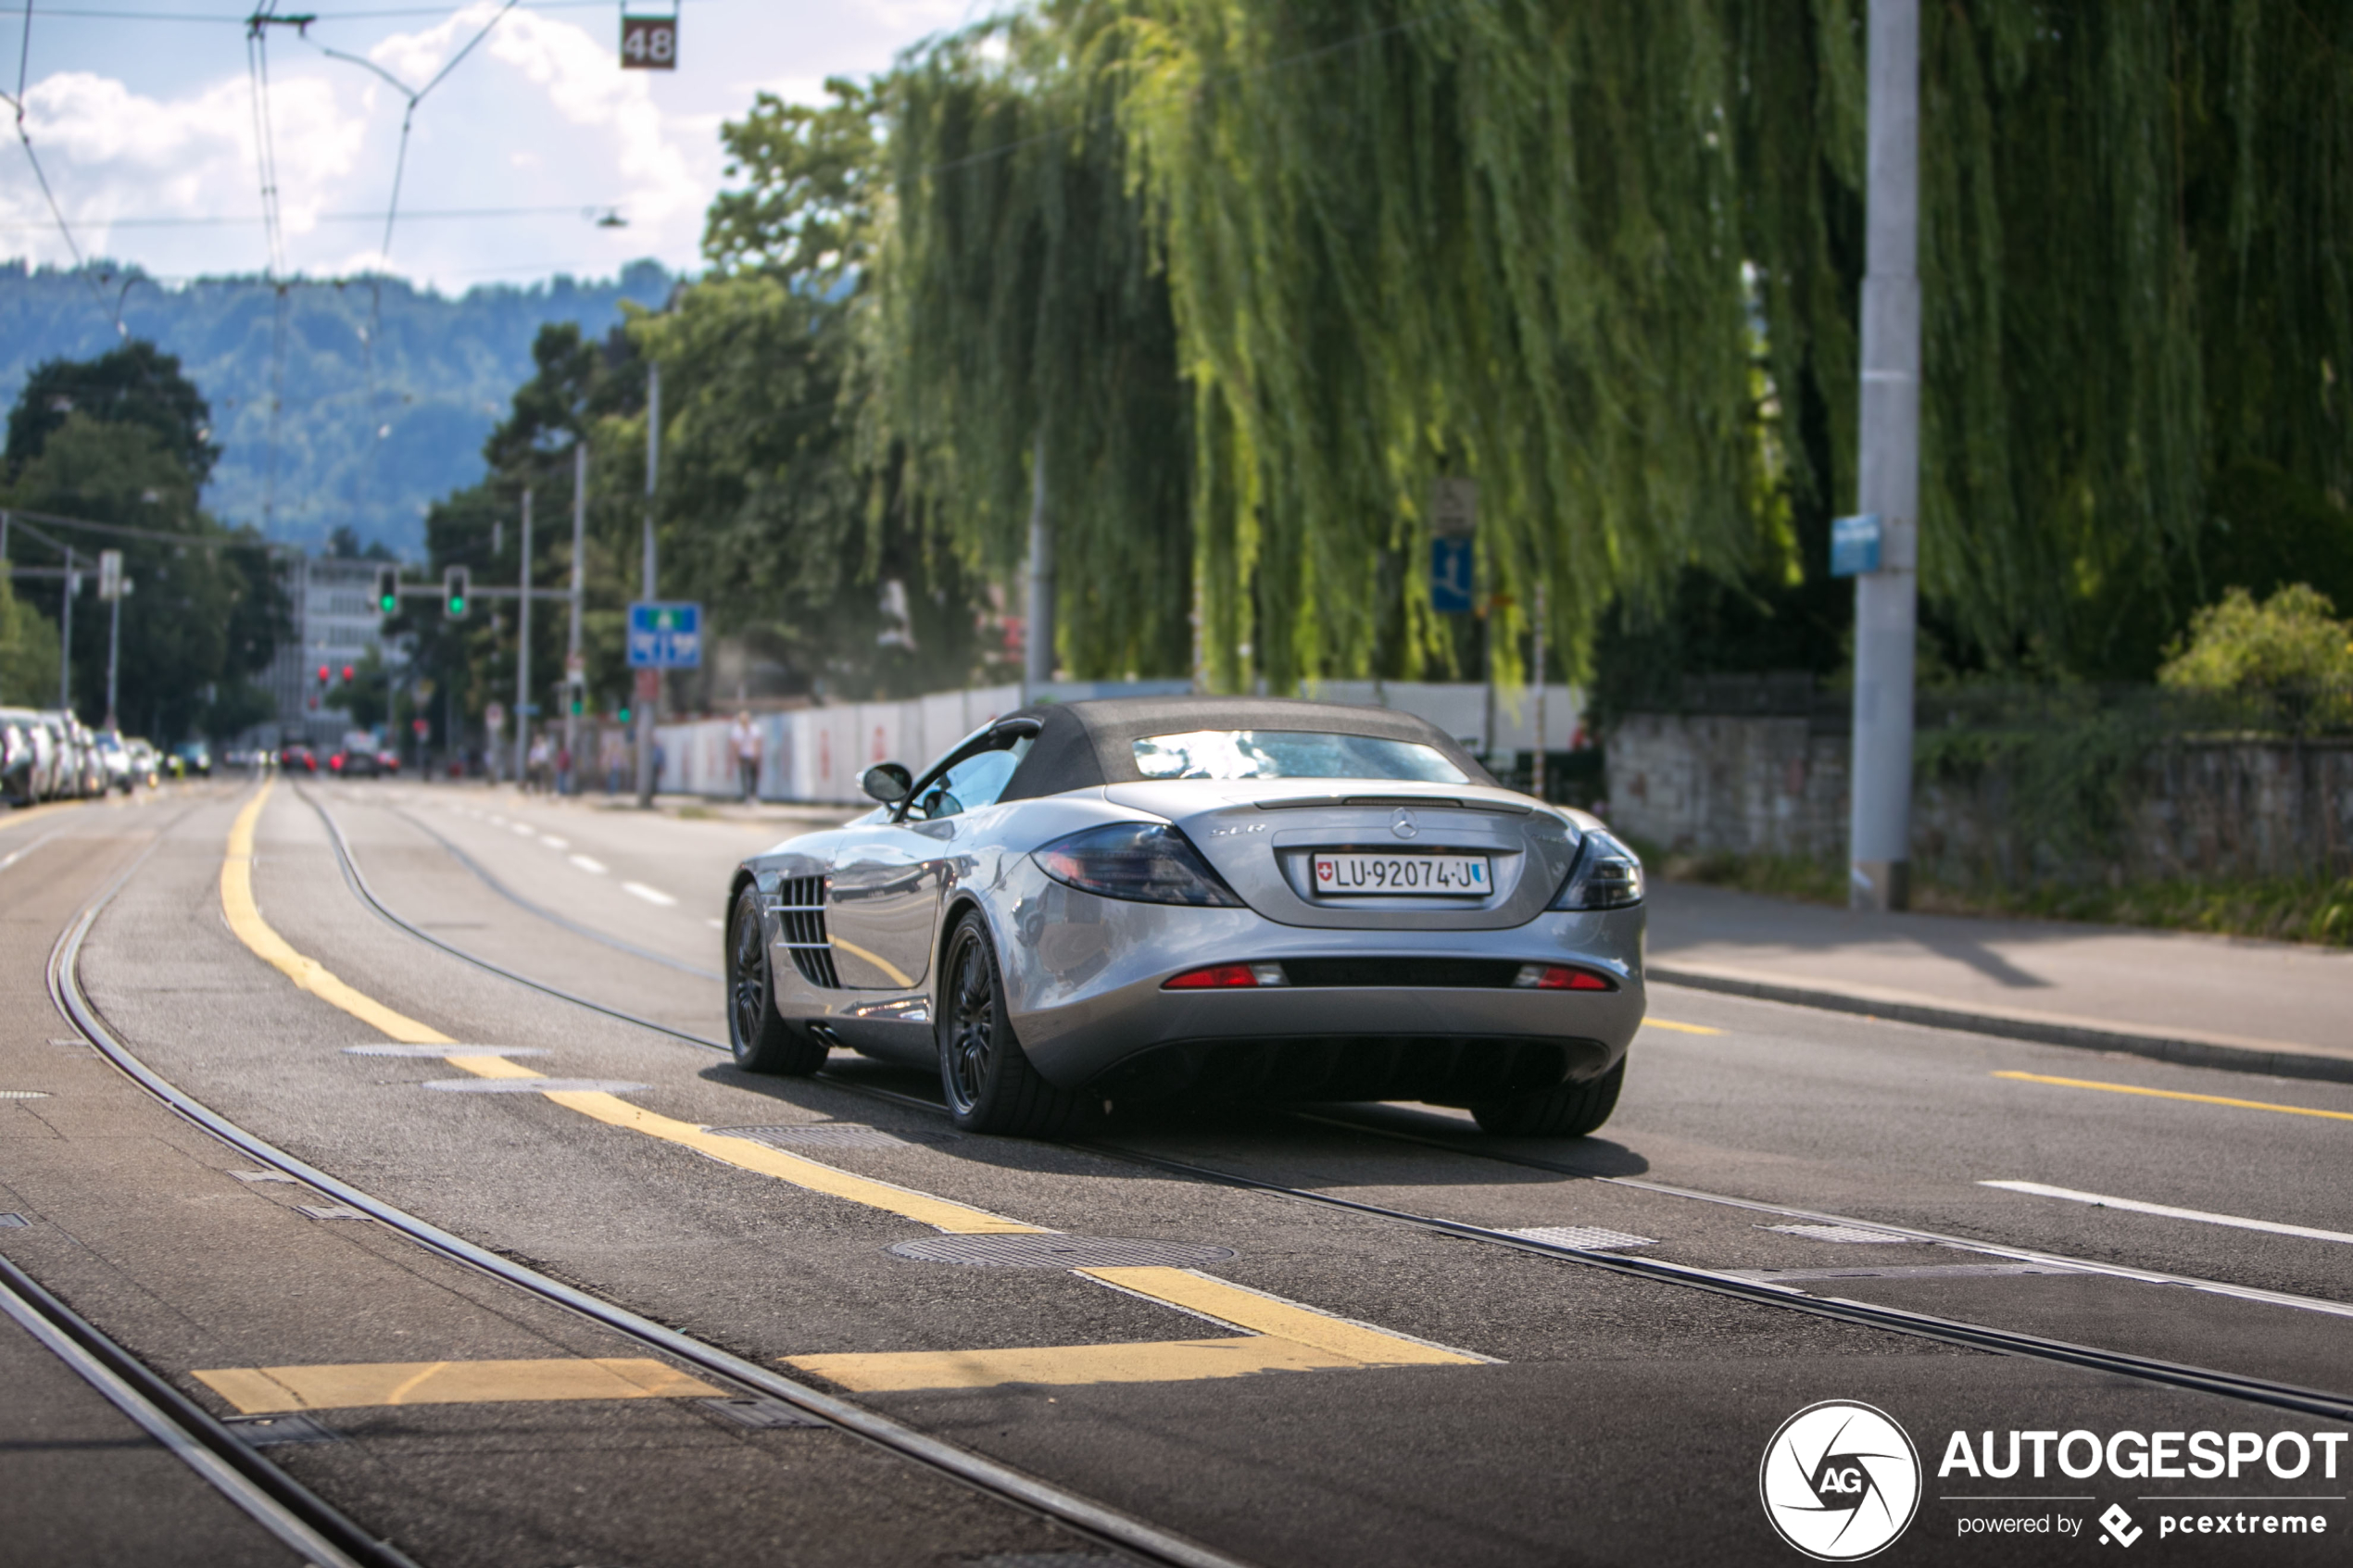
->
[991,867,1646,1098]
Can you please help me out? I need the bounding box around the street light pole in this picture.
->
[566,440,585,793]
[635,362,660,808]
[515,488,534,787]
[58,552,76,714]
[1847,0,1921,912]
[1025,424,1053,693]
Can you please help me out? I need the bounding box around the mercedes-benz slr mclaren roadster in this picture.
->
[724,696,1646,1137]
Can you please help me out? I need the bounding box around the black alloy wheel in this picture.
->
[726,886,826,1075]
[1469,1057,1626,1137]
[936,911,1089,1136]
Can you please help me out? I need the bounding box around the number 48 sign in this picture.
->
[620,12,677,70]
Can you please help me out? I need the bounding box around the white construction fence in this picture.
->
[651,678,1586,805]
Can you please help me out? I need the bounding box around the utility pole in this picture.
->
[566,441,585,793]
[100,549,128,731]
[1848,0,1920,913]
[58,552,77,714]
[515,488,534,786]
[1531,580,1547,803]
[1025,426,1053,692]
[635,363,660,808]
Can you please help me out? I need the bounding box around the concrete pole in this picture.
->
[58,554,75,714]
[1024,426,1054,693]
[1848,0,1921,913]
[567,440,586,793]
[106,585,121,731]
[515,488,533,787]
[635,363,660,808]
[1531,579,1547,802]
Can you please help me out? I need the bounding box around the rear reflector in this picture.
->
[1514,964,1615,992]
[1164,962,1289,990]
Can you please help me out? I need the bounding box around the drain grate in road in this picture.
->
[422,1078,648,1094]
[1735,1262,2089,1284]
[225,1413,343,1446]
[712,1123,957,1150]
[1765,1223,1916,1244]
[0,1090,50,1099]
[295,1205,371,1222]
[0,1213,27,1229]
[888,1235,1238,1269]
[1506,1225,1656,1251]
[700,1396,829,1430]
[346,1045,547,1058]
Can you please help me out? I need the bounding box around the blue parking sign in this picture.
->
[627,601,703,669]
[1429,537,1475,614]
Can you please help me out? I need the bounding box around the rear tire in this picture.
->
[937,911,1089,1137]
[1470,1059,1625,1137]
[726,886,827,1075]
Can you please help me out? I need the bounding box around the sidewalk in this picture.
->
[1645,882,2353,1083]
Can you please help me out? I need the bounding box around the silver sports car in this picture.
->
[724,696,1646,1137]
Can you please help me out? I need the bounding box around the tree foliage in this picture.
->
[2158,583,2353,692]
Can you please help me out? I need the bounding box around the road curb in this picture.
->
[1647,965,2353,1086]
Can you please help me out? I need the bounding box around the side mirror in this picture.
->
[861,761,912,805]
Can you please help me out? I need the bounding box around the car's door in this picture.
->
[824,725,1035,990]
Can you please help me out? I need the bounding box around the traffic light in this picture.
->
[375,567,399,615]
[317,664,330,684]
[341,664,355,683]
[443,565,470,619]
[617,704,632,724]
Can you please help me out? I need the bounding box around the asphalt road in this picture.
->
[3,776,2348,1566]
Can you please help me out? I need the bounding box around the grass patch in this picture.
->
[673,803,714,821]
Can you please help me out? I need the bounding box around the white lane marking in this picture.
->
[539,835,569,849]
[486,815,506,825]
[510,822,535,836]
[569,855,608,874]
[1981,1181,2353,1248]
[623,881,678,907]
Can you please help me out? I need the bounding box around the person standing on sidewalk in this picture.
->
[729,710,761,803]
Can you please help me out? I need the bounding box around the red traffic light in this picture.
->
[317,665,330,683]
[410,719,429,735]
[342,665,355,682]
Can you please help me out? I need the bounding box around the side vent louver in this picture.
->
[774,876,838,988]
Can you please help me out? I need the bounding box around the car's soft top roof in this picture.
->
[997,695,1495,802]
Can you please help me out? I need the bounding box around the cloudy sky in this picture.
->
[1,0,984,291]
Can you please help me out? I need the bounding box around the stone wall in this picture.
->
[1604,713,2353,884]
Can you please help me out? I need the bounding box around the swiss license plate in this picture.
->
[1312,853,1491,897]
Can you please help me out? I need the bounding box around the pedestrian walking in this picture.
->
[729,710,761,803]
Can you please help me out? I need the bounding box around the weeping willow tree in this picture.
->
[874,15,1194,678]
[871,0,2353,688]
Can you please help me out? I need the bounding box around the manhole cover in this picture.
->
[1507,1225,1655,1251]
[1765,1223,1914,1245]
[347,1045,547,1058]
[888,1235,1237,1269]
[422,1078,647,1094]
[711,1123,955,1150]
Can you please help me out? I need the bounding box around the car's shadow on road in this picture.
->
[693,1053,1654,1191]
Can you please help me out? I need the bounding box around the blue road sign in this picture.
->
[1830,513,1883,577]
[627,601,703,669]
[1429,537,1475,614]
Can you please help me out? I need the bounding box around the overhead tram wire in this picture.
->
[4,0,111,319]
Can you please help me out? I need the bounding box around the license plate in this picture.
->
[1311,853,1491,897]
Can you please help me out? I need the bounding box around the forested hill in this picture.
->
[0,258,677,558]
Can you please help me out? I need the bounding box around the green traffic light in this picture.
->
[617,707,632,723]
[450,596,466,613]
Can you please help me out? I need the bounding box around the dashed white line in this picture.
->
[1981,1181,2353,1248]
[623,881,678,907]
[510,822,535,836]
[539,835,569,849]
[569,855,608,874]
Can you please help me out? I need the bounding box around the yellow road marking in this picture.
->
[785,1336,1365,1391]
[1078,1269,1479,1366]
[826,933,915,988]
[1993,1071,2353,1123]
[220,780,1479,1377]
[1642,1018,1722,1035]
[194,1357,720,1413]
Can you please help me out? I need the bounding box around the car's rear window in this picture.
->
[1132,729,1468,784]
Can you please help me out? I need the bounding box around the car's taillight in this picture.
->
[1164,962,1289,990]
[1550,829,1644,910]
[1035,822,1243,907]
[1513,964,1615,991]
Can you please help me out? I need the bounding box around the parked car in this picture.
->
[724,696,1647,1138]
[173,740,213,778]
[1,709,37,805]
[94,729,134,794]
[126,738,161,789]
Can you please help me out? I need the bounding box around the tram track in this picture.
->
[295,785,2353,1430]
[45,784,1246,1568]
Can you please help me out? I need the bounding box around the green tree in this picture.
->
[6,338,220,485]
[0,571,60,707]
[2158,585,2353,693]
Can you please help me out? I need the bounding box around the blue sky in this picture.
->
[1,0,983,291]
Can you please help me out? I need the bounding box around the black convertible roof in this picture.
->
[996,695,1495,802]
